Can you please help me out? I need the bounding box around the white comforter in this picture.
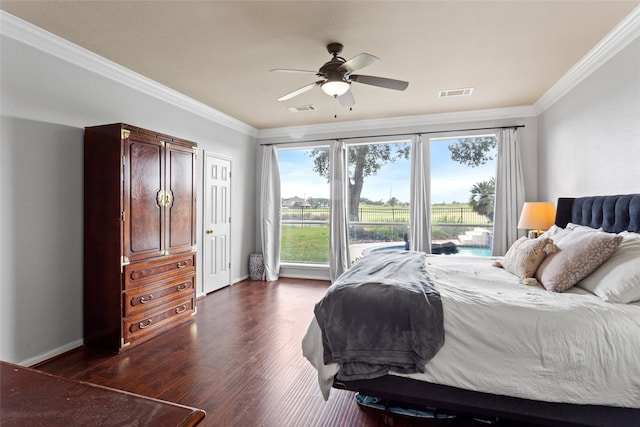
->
[302,255,640,407]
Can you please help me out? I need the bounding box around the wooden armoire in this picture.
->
[84,123,197,352]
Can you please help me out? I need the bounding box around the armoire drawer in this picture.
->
[124,253,196,289]
[123,296,195,343]
[123,274,195,317]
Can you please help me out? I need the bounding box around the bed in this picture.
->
[302,194,640,426]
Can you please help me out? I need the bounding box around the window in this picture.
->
[278,147,330,264]
[277,134,497,265]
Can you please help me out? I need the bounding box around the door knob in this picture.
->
[206,229,213,234]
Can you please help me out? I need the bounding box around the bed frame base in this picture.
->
[334,376,639,427]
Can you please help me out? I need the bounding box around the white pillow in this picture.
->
[577,231,640,303]
[566,222,604,232]
[540,225,566,239]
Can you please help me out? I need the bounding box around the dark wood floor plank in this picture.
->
[34,278,542,427]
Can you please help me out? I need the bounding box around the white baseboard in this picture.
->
[20,338,84,367]
[279,264,330,281]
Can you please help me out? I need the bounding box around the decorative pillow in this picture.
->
[576,231,640,303]
[535,229,623,292]
[497,236,557,279]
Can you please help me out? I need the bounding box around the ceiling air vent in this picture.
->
[287,104,318,113]
[439,88,474,98]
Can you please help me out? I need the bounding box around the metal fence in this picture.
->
[281,205,492,225]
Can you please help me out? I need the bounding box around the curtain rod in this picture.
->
[260,124,525,146]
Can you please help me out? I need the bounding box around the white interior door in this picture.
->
[203,152,231,293]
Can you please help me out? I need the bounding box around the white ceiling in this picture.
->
[1,1,638,130]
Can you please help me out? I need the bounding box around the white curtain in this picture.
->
[260,145,281,281]
[409,134,432,253]
[492,128,525,256]
[329,140,351,281]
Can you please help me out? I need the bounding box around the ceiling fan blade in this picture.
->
[338,89,355,108]
[277,81,321,101]
[349,74,409,91]
[338,53,379,73]
[270,68,318,75]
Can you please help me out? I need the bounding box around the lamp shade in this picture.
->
[518,202,556,231]
[321,79,350,97]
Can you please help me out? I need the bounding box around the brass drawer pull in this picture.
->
[176,283,188,291]
[139,294,153,304]
[175,305,187,314]
[177,261,189,268]
[138,319,153,329]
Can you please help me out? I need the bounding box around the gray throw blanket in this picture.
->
[314,251,444,381]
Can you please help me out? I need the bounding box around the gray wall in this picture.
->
[0,34,258,364]
[537,36,640,201]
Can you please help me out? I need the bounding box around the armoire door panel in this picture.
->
[124,135,165,261]
[166,143,196,255]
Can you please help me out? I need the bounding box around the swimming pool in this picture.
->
[371,244,493,257]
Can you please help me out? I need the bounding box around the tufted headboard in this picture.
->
[555,194,640,233]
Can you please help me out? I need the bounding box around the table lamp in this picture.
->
[518,202,556,238]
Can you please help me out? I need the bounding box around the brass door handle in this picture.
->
[206,229,213,234]
[156,190,173,207]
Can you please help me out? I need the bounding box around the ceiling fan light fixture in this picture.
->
[321,79,350,97]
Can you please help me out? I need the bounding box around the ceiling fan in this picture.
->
[270,42,409,108]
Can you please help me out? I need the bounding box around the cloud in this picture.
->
[279,152,329,199]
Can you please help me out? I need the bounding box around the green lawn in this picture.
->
[282,203,490,224]
[280,225,329,263]
[280,203,492,263]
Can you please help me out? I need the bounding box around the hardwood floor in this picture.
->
[36,278,542,427]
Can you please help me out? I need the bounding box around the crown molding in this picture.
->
[534,5,640,114]
[0,11,258,137]
[4,4,637,139]
[257,105,536,141]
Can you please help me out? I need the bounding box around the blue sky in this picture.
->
[278,139,496,204]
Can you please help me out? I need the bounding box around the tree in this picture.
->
[448,137,497,167]
[469,178,495,221]
[449,136,498,221]
[387,197,399,206]
[307,144,409,221]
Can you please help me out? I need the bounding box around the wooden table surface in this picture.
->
[1,361,205,426]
